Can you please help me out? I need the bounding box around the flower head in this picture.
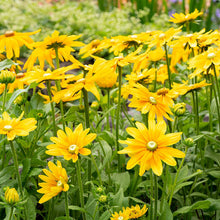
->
[4,187,19,205]
[46,124,96,163]
[0,112,37,140]
[124,204,148,219]
[118,120,185,176]
[37,160,69,204]
[0,30,40,59]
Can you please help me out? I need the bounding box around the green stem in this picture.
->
[154,174,158,220]
[2,83,8,112]
[47,198,54,220]
[106,89,110,130]
[213,64,220,111]
[76,160,86,220]
[150,170,154,220]
[116,66,122,172]
[9,207,13,220]
[54,47,65,130]
[160,165,168,213]
[82,88,91,188]
[169,147,188,206]
[65,191,70,220]
[164,43,172,89]
[46,81,56,136]
[9,141,27,220]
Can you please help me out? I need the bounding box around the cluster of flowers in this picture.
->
[0,8,216,219]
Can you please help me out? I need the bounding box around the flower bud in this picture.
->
[96,187,104,194]
[99,195,107,203]
[183,138,194,147]
[5,187,19,205]
[13,95,25,105]
[0,70,16,84]
[78,104,85,113]
[91,101,99,110]
[173,103,186,116]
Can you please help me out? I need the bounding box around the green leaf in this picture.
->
[206,198,220,211]
[111,188,124,208]
[173,200,211,216]
[0,59,17,71]
[26,196,37,220]
[0,166,14,184]
[111,172,130,192]
[6,86,30,110]
[207,170,220,178]
[99,210,111,220]
[128,197,146,204]
[205,146,220,166]
[28,168,42,177]
[174,181,193,194]
[68,205,87,213]
[160,202,173,220]
[21,158,31,182]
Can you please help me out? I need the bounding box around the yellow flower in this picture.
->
[46,124,96,163]
[148,47,165,62]
[24,30,84,70]
[124,204,148,219]
[5,187,19,205]
[0,112,37,140]
[118,120,185,176]
[0,29,40,59]
[156,87,176,107]
[110,210,130,220]
[128,83,173,122]
[169,9,203,24]
[37,160,69,204]
[187,80,211,92]
[92,57,118,88]
[79,39,102,58]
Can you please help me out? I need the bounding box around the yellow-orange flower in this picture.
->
[110,210,130,220]
[169,9,203,24]
[129,83,173,122]
[0,30,40,59]
[0,112,37,140]
[37,160,69,204]
[124,204,148,219]
[118,120,185,176]
[46,124,96,163]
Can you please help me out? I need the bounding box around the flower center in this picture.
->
[157,88,169,96]
[77,78,85,83]
[56,180,63,187]
[68,144,78,154]
[131,35,137,38]
[4,31,15,37]
[185,15,189,19]
[118,217,124,220]
[159,33,165,39]
[149,96,157,104]
[3,125,12,131]
[16,73,25,79]
[207,52,215,59]
[147,141,158,151]
[43,73,51,77]
[186,34,193,38]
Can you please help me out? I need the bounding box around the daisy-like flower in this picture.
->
[0,29,40,59]
[46,124,96,163]
[110,210,130,220]
[129,83,173,122]
[37,160,69,204]
[0,112,37,141]
[24,30,84,70]
[169,9,203,25]
[79,39,102,58]
[124,204,148,219]
[118,120,185,176]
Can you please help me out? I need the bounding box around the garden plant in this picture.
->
[0,1,219,220]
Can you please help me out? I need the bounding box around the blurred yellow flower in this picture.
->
[0,112,37,140]
[5,187,19,205]
[37,160,69,204]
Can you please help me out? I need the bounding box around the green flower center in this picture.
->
[68,144,78,154]
[147,141,158,151]
[43,73,51,77]
[47,41,65,49]
[149,96,157,105]
[118,217,124,220]
[3,125,12,131]
[56,180,63,187]
[207,53,215,59]
[159,33,165,39]
[5,31,15,37]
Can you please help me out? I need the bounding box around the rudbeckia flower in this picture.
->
[169,9,203,25]
[129,83,173,122]
[24,30,84,70]
[37,160,69,204]
[0,29,40,59]
[110,210,130,220]
[123,204,148,219]
[118,120,185,176]
[0,112,37,140]
[46,124,96,163]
